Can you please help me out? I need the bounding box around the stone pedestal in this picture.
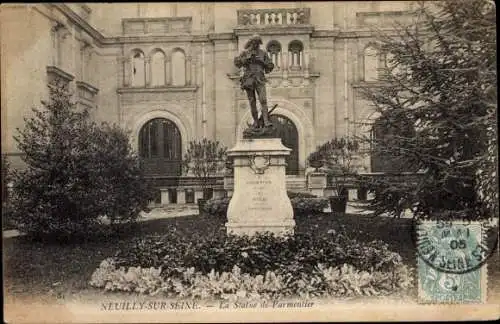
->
[226,138,295,236]
[307,172,327,197]
[177,188,186,204]
[160,189,171,205]
[194,189,204,201]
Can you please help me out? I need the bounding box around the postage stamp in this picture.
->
[2,1,499,322]
[416,220,489,303]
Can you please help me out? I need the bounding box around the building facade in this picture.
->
[1,2,416,201]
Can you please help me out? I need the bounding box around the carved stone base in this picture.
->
[242,124,278,139]
[226,138,295,237]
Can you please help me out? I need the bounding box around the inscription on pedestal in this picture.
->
[247,179,272,211]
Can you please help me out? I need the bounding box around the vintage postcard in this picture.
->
[2,2,499,323]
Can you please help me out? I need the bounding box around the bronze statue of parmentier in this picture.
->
[234,34,279,138]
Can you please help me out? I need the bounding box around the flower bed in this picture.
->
[90,229,413,299]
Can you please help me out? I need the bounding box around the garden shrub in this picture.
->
[7,84,154,241]
[1,155,15,230]
[203,194,329,218]
[91,229,413,299]
[290,197,329,215]
[287,191,317,199]
[203,197,230,217]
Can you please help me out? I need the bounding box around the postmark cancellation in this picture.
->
[416,220,489,304]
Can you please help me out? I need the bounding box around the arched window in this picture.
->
[364,45,379,82]
[288,40,304,69]
[151,50,166,86]
[171,49,186,86]
[139,118,182,176]
[266,40,282,70]
[131,50,146,87]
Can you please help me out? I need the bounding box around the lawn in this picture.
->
[3,212,499,303]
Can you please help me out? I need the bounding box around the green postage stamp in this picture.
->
[416,220,489,303]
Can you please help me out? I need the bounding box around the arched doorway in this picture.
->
[271,114,299,175]
[139,118,182,176]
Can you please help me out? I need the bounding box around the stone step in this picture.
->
[286,176,307,191]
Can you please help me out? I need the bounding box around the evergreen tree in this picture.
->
[9,83,153,240]
[357,0,496,219]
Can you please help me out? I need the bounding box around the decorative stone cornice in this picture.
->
[208,32,236,42]
[50,4,105,45]
[46,66,74,82]
[234,25,314,36]
[76,81,99,95]
[122,17,192,35]
[351,81,391,89]
[48,3,403,48]
[311,29,340,38]
[117,86,198,94]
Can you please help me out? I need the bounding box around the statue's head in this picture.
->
[245,34,263,50]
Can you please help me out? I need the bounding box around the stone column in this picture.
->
[282,53,288,86]
[307,172,327,197]
[177,188,186,204]
[303,52,310,80]
[50,22,60,66]
[348,189,357,201]
[186,56,192,85]
[226,138,295,236]
[123,58,131,87]
[190,57,196,85]
[160,189,171,205]
[145,57,151,86]
[165,56,171,85]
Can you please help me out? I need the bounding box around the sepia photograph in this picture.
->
[1,1,498,322]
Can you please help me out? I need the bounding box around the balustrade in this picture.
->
[237,8,310,26]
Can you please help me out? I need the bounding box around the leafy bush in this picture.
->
[290,197,329,215]
[111,229,406,282]
[7,84,154,241]
[91,223,413,299]
[1,155,15,230]
[203,197,230,217]
[89,259,163,295]
[183,139,227,199]
[91,258,412,300]
[309,137,360,196]
[1,155,10,204]
[287,191,317,199]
